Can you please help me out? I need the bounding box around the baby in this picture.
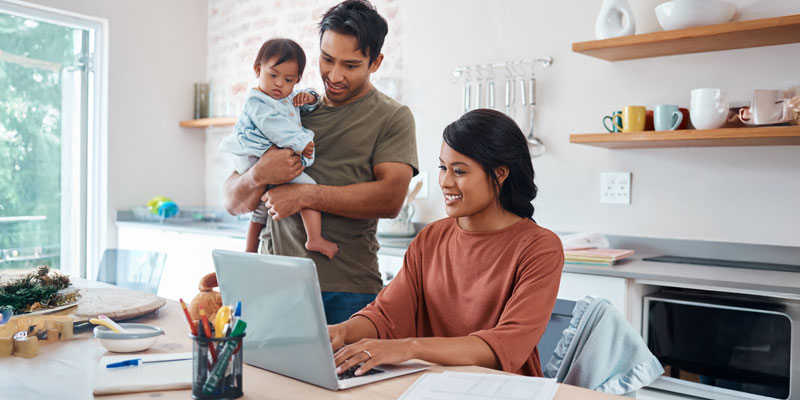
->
[219,38,338,259]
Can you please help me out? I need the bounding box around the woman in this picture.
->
[329,109,564,377]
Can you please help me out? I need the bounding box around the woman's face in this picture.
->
[438,142,498,219]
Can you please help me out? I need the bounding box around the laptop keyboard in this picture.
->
[337,365,385,380]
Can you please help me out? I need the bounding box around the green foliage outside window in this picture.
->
[0,13,76,271]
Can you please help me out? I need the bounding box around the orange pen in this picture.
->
[198,306,218,363]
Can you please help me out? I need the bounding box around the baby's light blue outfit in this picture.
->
[219,87,320,224]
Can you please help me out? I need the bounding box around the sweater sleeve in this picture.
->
[470,245,565,374]
[294,87,320,114]
[352,236,422,339]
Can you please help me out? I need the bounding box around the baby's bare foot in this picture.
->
[306,237,339,260]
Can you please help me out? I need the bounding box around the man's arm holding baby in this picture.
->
[222,146,304,215]
[263,162,413,220]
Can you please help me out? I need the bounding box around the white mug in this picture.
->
[690,88,729,130]
[751,89,790,125]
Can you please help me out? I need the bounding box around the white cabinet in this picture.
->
[377,253,405,285]
[117,226,246,301]
[557,272,628,317]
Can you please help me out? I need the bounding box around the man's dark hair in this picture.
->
[319,0,388,65]
[253,38,306,77]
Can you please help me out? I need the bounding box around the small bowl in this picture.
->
[655,0,736,31]
[93,323,165,352]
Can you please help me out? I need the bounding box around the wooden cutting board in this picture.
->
[37,287,166,323]
[68,287,165,322]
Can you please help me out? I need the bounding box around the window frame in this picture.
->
[0,0,108,279]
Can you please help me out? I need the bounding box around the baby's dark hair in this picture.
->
[253,38,306,77]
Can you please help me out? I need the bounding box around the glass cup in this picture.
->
[191,332,244,399]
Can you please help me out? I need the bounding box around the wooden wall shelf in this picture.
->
[572,14,800,61]
[569,126,800,149]
[179,117,237,128]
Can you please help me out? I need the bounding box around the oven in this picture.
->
[643,289,800,400]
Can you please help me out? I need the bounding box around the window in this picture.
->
[0,1,107,277]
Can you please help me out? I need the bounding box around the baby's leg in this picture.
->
[300,209,338,259]
[245,221,265,253]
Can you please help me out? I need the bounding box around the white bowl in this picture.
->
[655,0,736,31]
[93,323,164,352]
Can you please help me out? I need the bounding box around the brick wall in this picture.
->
[205,0,405,206]
[207,0,404,114]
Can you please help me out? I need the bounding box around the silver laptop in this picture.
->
[212,249,428,390]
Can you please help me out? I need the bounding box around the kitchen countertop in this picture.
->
[116,211,422,248]
[563,255,800,299]
[116,212,799,297]
[116,218,250,238]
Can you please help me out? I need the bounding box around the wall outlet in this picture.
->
[600,172,631,204]
[409,172,428,199]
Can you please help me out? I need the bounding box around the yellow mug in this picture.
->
[611,106,647,133]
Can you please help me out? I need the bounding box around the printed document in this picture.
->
[398,371,558,400]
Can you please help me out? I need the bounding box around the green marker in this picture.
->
[202,319,247,395]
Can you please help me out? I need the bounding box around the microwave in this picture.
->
[643,290,800,400]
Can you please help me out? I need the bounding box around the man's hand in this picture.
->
[293,92,317,107]
[262,183,309,220]
[252,146,304,186]
[333,338,416,376]
[301,141,315,159]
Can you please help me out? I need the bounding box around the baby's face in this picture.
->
[255,58,300,100]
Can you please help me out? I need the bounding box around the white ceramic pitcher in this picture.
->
[595,0,636,39]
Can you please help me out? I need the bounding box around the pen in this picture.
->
[179,298,198,336]
[198,306,217,363]
[106,357,192,368]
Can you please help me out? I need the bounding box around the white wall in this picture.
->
[26,0,208,247]
[404,0,800,247]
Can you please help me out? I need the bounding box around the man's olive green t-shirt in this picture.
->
[260,88,418,294]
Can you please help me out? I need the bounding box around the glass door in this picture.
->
[0,3,105,276]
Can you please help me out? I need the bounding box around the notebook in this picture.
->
[93,352,192,395]
[564,249,634,265]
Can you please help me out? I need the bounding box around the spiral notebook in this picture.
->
[93,352,193,395]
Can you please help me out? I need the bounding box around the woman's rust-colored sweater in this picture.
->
[355,217,564,376]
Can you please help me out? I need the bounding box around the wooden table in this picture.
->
[1,296,623,399]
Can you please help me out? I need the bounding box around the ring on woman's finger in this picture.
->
[362,349,372,360]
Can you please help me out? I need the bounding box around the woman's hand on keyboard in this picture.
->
[333,338,416,376]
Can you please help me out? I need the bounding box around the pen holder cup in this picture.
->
[190,333,245,399]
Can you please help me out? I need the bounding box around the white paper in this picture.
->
[93,352,193,395]
[398,371,559,400]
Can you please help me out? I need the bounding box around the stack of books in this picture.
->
[564,249,634,266]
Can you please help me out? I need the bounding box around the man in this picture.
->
[223,0,418,324]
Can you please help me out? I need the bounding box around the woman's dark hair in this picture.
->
[319,0,388,65]
[442,109,538,220]
[253,38,306,77]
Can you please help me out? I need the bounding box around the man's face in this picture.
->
[319,30,383,107]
